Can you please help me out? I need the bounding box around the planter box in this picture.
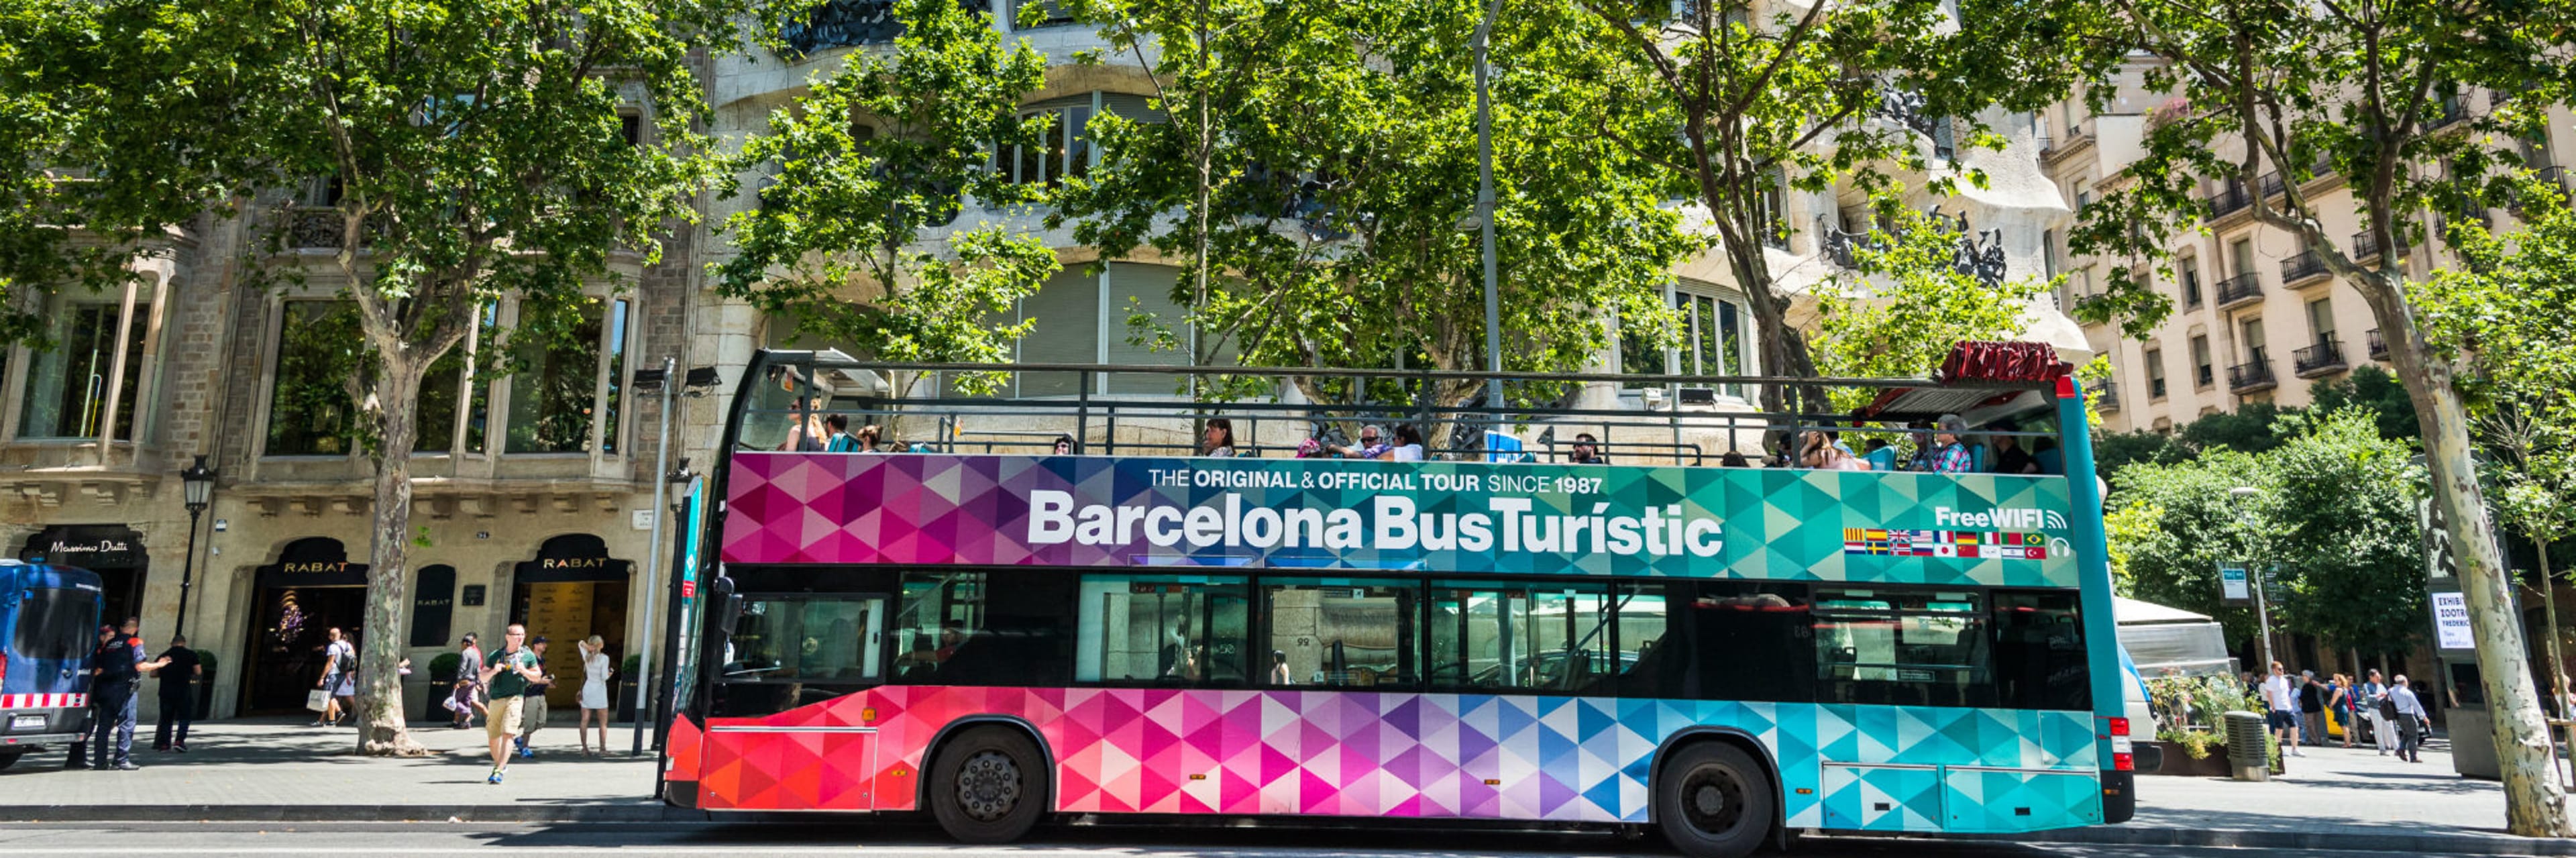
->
[2142,741,2232,777]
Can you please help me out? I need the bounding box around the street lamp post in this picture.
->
[629,360,715,757]
[174,455,217,640]
[2230,485,2275,669]
[1472,0,1506,384]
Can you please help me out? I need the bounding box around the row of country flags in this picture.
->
[1841,528,2051,559]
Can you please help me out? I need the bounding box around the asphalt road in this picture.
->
[0,822,2504,857]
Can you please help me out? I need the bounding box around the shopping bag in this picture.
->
[305,690,331,712]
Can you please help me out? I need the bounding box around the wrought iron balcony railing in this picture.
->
[2292,340,2347,378]
[2213,272,2263,309]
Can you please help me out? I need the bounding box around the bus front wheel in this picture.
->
[1654,741,1774,858]
[927,727,1048,845]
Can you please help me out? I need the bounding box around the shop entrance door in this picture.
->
[19,525,147,629]
[511,535,632,712]
[238,537,370,714]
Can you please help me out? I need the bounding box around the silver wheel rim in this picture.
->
[955,749,1023,822]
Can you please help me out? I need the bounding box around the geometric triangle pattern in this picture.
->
[671,685,2102,832]
[722,453,2078,587]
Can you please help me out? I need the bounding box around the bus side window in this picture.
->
[1990,591,2089,711]
[1684,582,1814,703]
[1262,580,1416,690]
[1813,588,1992,708]
[1608,584,1673,698]
[1074,575,1250,687]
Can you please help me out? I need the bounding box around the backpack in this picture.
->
[2377,695,2401,720]
[334,646,356,676]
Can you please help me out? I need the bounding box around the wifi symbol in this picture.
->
[2044,510,2068,530]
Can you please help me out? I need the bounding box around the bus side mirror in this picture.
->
[712,577,743,638]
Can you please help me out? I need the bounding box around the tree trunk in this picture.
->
[2540,545,2567,722]
[360,358,429,757]
[2391,325,2571,836]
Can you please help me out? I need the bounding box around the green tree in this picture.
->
[2308,366,2419,443]
[716,0,1058,392]
[2424,182,2576,708]
[56,0,763,755]
[2102,446,2266,646]
[2068,0,2576,826]
[2261,411,2428,661]
[2093,429,2193,486]
[1056,0,1697,409]
[2178,403,2291,455]
[1808,205,2056,410]
[1572,0,2108,410]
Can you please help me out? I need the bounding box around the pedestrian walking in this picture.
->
[2262,661,2305,756]
[2318,664,2339,747]
[2330,674,2356,749]
[576,635,612,756]
[479,624,543,784]
[2389,674,2430,763]
[88,619,169,771]
[313,627,356,727]
[151,635,202,753]
[447,633,484,729]
[2360,669,2395,753]
[515,636,553,759]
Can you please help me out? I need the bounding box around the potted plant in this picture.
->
[616,653,643,722]
[193,649,220,720]
[425,652,464,721]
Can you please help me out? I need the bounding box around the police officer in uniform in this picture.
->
[88,618,168,771]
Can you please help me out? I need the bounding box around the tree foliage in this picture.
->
[716,0,1057,383]
[1572,0,2108,409]
[1808,205,2055,410]
[2108,410,2426,659]
[1054,0,1697,408]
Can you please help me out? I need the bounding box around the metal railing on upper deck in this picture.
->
[722,356,2073,471]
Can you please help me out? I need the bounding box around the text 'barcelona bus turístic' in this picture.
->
[653,344,2131,858]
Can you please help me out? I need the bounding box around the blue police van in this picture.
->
[0,561,103,770]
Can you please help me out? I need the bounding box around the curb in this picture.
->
[0,804,702,824]
[1990,824,2576,857]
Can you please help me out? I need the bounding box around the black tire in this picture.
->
[0,751,21,772]
[926,727,1048,845]
[1654,741,1776,858]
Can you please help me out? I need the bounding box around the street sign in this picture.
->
[2432,590,2475,651]
[2218,562,2251,605]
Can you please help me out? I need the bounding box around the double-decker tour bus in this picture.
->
[656,346,2130,857]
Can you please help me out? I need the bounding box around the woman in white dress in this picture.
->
[577,635,613,755]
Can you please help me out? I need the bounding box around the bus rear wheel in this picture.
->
[1654,742,1774,858]
[927,727,1048,845]
[0,751,21,772]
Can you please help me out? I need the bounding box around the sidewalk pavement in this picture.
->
[3,720,2575,855]
[2017,731,2576,855]
[0,717,680,822]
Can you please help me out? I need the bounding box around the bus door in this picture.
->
[698,590,888,811]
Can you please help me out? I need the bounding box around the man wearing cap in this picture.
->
[87,618,169,771]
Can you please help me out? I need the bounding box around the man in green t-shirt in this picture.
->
[478,624,543,784]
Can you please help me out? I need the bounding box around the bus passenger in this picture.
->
[779,411,826,451]
[1330,425,1387,459]
[1053,433,1077,455]
[855,425,883,452]
[1862,438,1898,471]
[1991,428,2041,474]
[1382,425,1426,462]
[1201,419,1237,458]
[1718,449,1750,468]
[1268,650,1293,685]
[822,415,860,451]
[1568,433,1607,464]
[1930,415,1975,474]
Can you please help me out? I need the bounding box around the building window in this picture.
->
[2306,297,2335,343]
[19,302,150,441]
[415,303,494,454]
[2145,349,2167,400]
[1624,285,1752,394]
[504,297,626,455]
[2190,335,2213,388]
[264,301,364,455]
[2180,255,2204,307]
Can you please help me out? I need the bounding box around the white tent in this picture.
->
[2114,596,2235,678]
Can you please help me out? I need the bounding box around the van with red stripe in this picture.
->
[0,562,103,769]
